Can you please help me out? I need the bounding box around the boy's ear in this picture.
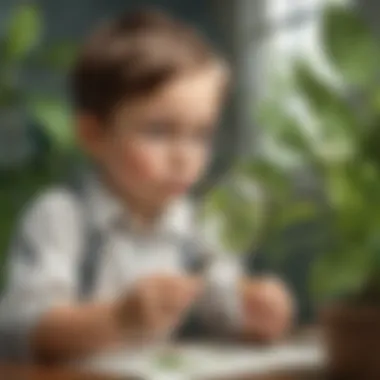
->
[76,113,105,155]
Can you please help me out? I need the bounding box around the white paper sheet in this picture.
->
[75,338,325,380]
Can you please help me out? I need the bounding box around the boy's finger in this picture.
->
[159,279,200,319]
[142,284,168,332]
[186,276,203,297]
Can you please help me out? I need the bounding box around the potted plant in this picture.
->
[203,3,380,378]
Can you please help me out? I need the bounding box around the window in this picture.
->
[234,0,350,161]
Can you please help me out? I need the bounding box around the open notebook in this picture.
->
[74,335,325,380]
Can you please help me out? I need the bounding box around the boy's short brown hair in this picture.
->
[72,9,227,120]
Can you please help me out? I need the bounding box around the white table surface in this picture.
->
[74,333,325,380]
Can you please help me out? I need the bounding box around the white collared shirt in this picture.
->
[0,172,243,359]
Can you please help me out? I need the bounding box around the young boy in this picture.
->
[0,9,294,363]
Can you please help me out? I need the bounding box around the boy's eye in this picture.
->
[142,122,173,138]
[194,126,215,144]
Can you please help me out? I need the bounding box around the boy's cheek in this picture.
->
[118,147,163,185]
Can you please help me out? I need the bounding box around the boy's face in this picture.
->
[78,64,227,206]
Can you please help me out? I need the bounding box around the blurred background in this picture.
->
[1,0,379,326]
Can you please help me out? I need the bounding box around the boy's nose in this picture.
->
[170,143,193,171]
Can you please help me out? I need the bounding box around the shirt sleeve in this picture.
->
[0,188,82,361]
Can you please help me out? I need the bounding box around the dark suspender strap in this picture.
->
[78,227,103,300]
[181,236,214,275]
[65,176,103,301]
[176,237,211,339]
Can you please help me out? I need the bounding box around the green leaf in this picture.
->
[28,98,74,151]
[202,176,267,254]
[324,164,366,217]
[294,61,352,120]
[38,42,78,69]
[238,159,291,203]
[310,248,372,301]
[0,85,23,107]
[322,4,380,86]
[276,200,319,230]
[294,62,358,163]
[371,88,380,114]
[239,159,287,187]
[362,125,380,171]
[5,4,43,62]
[255,101,315,167]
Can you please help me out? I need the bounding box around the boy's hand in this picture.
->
[115,275,201,340]
[240,277,295,342]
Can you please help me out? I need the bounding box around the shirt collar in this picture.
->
[83,172,194,238]
[83,172,123,232]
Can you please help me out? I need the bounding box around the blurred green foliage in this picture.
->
[204,3,380,303]
[5,3,43,62]
[0,3,77,141]
[0,3,78,276]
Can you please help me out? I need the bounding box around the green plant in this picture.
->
[204,3,380,303]
[0,3,78,280]
[0,3,77,149]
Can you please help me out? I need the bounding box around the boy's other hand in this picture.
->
[240,277,295,343]
[114,275,201,340]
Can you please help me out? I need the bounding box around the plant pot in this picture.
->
[322,304,380,379]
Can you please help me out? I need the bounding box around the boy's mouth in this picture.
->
[166,182,190,194]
